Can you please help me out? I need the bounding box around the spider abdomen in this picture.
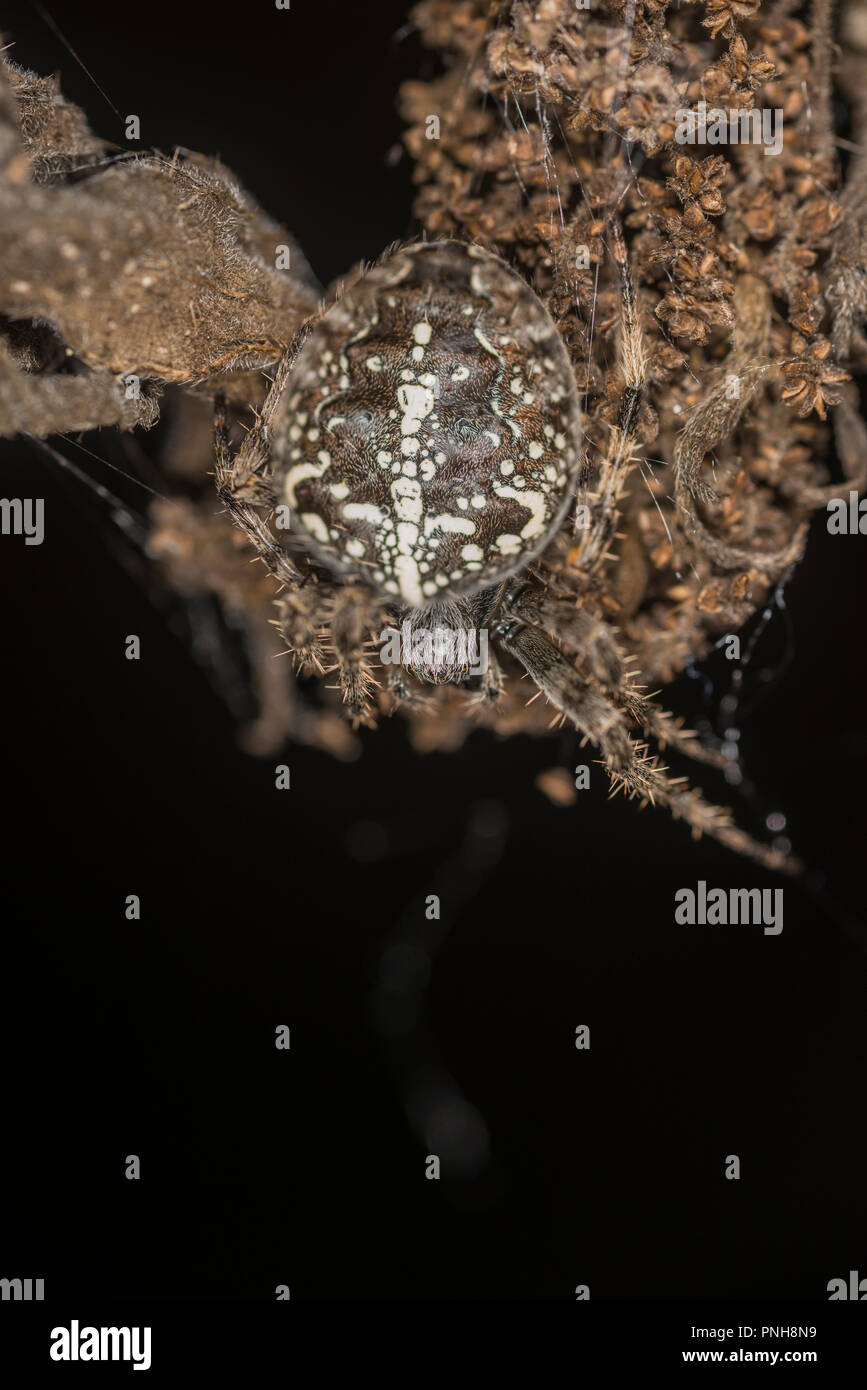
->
[272,240,582,606]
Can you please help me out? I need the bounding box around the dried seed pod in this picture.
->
[272,240,582,607]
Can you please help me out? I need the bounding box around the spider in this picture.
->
[5,2,853,875]
[214,232,795,875]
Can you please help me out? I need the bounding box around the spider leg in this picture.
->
[573,219,647,575]
[615,698,728,770]
[385,665,430,710]
[465,645,505,708]
[672,274,809,575]
[273,582,329,676]
[148,495,357,760]
[496,614,798,874]
[505,583,726,769]
[496,614,628,755]
[244,596,357,761]
[504,585,624,686]
[326,585,385,726]
[212,324,384,712]
[477,646,505,705]
[213,324,312,590]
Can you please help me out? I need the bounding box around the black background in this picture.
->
[0,0,865,1303]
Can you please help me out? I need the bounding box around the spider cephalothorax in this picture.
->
[271,241,581,656]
